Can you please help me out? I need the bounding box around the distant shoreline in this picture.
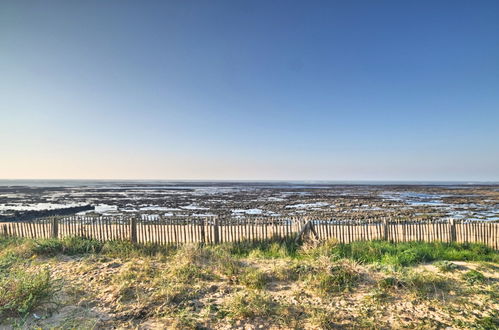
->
[1,179,498,188]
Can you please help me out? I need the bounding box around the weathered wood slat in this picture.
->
[1,217,497,249]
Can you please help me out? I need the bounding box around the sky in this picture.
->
[1,1,498,181]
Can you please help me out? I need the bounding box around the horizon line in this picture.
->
[1,178,498,184]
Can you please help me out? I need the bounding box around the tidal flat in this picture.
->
[1,181,498,222]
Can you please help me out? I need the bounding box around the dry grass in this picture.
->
[0,237,497,329]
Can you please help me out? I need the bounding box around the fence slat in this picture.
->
[1,216,497,249]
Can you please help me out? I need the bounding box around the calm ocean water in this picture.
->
[0,179,497,188]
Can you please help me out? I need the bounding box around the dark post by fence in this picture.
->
[382,218,388,241]
[130,217,138,243]
[51,217,59,239]
[200,218,206,244]
[449,218,456,242]
[213,217,220,244]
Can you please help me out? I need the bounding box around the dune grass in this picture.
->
[0,244,56,319]
[0,235,497,327]
[1,236,497,266]
[329,240,499,266]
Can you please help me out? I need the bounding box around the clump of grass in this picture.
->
[30,237,104,256]
[247,242,293,259]
[0,267,55,317]
[272,264,296,282]
[110,245,241,315]
[0,251,22,271]
[273,303,303,328]
[474,311,499,330]
[103,240,174,258]
[114,261,158,304]
[1,236,176,260]
[272,262,315,282]
[304,259,360,296]
[365,287,390,302]
[169,308,201,329]
[153,282,197,306]
[223,290,275,319]
[403,271,452,300]
[434,260,458,272]
[462,270,486,285]
[111,259,200,315]
[226,238,298,259]
[300,238,339,258]
[377,271,452,300]
[239,267,267,290]
[207,245,241,277]
[169,259,209,283]
[166,244,240,282]
[307,308,338,329]
[378,276,405,290]
[0,237,22,248]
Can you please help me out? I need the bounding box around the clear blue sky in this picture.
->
[1,1,498,181]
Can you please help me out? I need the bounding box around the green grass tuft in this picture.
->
[223,290,275,319]
[30,237,104,256]
[403,271,453,300]
[434,260,459,272]
[239,267,268,290]
[304,259,360,295]
[0,267,55,317]
[462,269,486,285]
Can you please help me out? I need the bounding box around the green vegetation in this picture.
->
[328,240,499,266]
[2,236,496,265]
[462,269,486,284]
[239,267,268,290]
[403,271,453,300]
[435,260,459,272]
[0,268,55,317]
[223,290,275,319]
[474,311,499,330]
[0,236,497,328]
[302,259,360,295]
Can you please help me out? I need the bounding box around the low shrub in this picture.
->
[0,267,55,317]
[0,251,22,272]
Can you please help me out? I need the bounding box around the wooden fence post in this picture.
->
[51,217,59,239]
[295,221,319,243]
[383,218,388,241]
[200,218,206,244]
[213,217,220,244]
[449,218,456,243]
[130,217,137,243]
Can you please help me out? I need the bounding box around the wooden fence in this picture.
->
[1,216,498,249]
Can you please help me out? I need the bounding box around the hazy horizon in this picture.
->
[1,178,498,185]
[2,1,498,181]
